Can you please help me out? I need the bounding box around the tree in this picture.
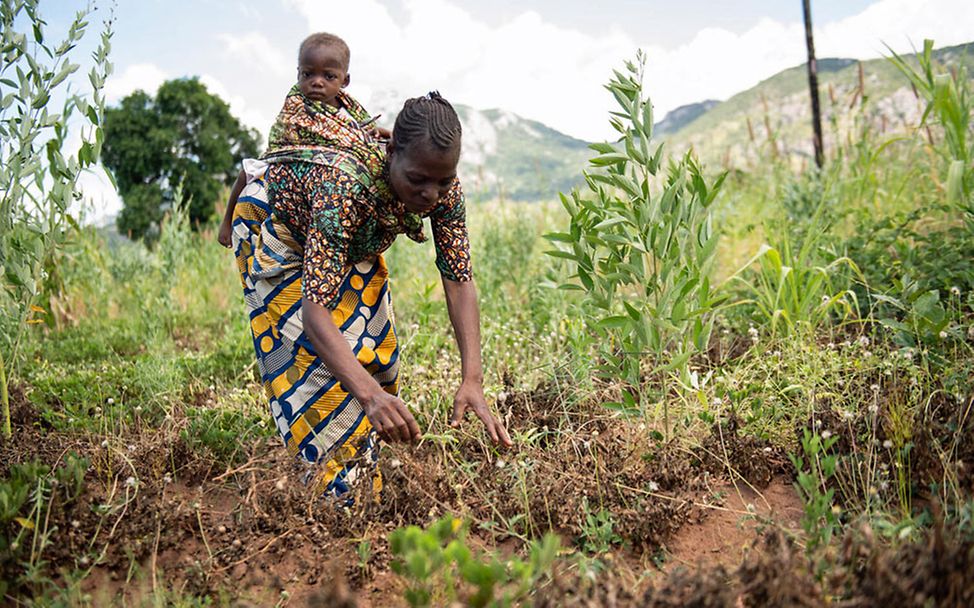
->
[103,78,260,240]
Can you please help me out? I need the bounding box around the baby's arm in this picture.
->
[371,126,392,140]
[218,169,247,249]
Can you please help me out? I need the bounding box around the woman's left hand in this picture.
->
[450,380,513,447]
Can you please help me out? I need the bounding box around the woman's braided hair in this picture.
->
[392,91,462,152]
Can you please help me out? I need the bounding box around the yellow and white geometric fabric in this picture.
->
[231,161,396,497]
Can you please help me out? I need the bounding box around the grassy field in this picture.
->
[2,41,974,608]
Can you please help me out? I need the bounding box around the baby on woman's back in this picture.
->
[218,32,389,248]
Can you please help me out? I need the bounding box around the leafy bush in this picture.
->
[390,516,560,608]
[0,454,88,597]
[545,52,725,430]
[181,405,268,466]
[0,0,113,437]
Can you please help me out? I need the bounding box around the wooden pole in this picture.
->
[802,0,824,168]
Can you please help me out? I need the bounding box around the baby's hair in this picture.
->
[298,32,350,69]
[393,91,462,152]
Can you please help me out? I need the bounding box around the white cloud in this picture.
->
[216,31,293,79]
[104,63,169,103]
[281,0,973,141]
[75,165,122,226]
[198,74,272,135]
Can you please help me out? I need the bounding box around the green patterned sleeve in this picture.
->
[429,179,473,282]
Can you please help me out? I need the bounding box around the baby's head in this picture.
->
[297,32,350,107]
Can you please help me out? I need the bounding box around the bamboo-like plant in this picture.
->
[0,0,113,438]
[888,39,973,213]
[545,51,725,434]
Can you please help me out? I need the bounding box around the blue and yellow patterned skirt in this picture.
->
[231,165,396,498]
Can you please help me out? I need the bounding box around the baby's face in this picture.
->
[297,44,349,106]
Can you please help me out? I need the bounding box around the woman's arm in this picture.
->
[218,169,247,248]
[303,296,421,443]
[442,277,512,447]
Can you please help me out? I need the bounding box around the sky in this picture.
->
[37,0,974,220]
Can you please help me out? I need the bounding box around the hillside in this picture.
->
[660,42,974,166]
[374,41,974,203]
[455,106,592,202]
[367,95,592,203]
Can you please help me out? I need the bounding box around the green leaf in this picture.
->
[544,249,577,261]
[596,315,630,329]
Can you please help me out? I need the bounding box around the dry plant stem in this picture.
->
[197,506,214,564]
[214,529,295,574]
[678,443,772,512]
[0,351,9,438]
[213,452,274,482]
[152,511,162,595]
[611,481,754,517]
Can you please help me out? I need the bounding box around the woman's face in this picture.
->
[387,139,460,214]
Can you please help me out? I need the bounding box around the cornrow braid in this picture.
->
[392,91,462,152]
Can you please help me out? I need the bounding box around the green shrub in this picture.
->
[545,52,725,431]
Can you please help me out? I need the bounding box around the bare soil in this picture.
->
[4,383,971,606]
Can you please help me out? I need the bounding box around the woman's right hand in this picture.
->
[361,391,421,443]
[218,217,233,249]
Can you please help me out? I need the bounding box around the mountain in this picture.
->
[658,42,974,165]
[653,100,719,137]
[454,106,592,202]
[367,92,591,203]
[365,41,974,202]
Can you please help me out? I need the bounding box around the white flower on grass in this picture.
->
[868,404,879,415]
[100,440,109,448]
[106,398,114,406]
[827,342,835,350]
[591,430,599,437]
[821,430,832,439]
[950,286,961,297]
[883,440,894,449]
[495,458,507,470]
[842,410,855,421]
[821,295,830,304]
[939,331,948,339]
[870,384,880,393]
[857,336,870,347]
[124,476,137,488]
[497,391,509,404]
[747,326,759,337]
[712,396,723,407]
[163,474,173,484]
[648,481,660,492]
